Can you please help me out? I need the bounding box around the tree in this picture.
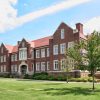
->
[66,31,100,90]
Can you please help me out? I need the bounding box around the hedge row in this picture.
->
[24,72,100,82]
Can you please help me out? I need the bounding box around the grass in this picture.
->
[0,78,100,100]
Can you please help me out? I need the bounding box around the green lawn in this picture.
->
[0,78,100,100]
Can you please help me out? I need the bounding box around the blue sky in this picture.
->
[0,0,100,45]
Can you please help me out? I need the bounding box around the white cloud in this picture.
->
[84,16,100,34]
[0,0,91,33]
[0,0,18,32]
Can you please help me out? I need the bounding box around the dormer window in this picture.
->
[61,29,64,39]
[22,42,25,48]
[1,47,3,53]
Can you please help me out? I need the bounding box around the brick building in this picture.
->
[0,22,86,77]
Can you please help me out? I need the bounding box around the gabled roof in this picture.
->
[12,46,18,53]
[3,36,52,53]
[5,44,14,53]
[31,36,52,48]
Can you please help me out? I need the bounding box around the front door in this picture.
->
[21,65,27,75]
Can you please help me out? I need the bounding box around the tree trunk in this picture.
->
[66,68,69,83]
[92,70,95,90]
[66,72,68,83]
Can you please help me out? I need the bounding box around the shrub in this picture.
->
[48,75,56,81]
[24,74,30,79]
[32,72,48,80]
[57,75,66,81]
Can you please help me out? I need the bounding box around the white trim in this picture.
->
[53,60,59,70]
[61,29,65,39]
[18,61,28,75]
[53,45,58,55]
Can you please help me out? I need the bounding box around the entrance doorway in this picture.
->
[20,65,27,75]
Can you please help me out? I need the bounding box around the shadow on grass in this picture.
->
[42,87,100,96]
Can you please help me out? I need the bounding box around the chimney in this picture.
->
[18,41,21,45]
[76,23,83,34]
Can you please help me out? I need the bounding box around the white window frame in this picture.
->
[41,62,45,71]
[32,63,34,71]
[68,41,74,48]
[47,48,49,57]
[4,65,6,72]
[1,47,3,53]
[32,50,34,59]
[14,65,17,72]
[36,62,40,71]
[11,65,17,72]
[54,60,59,70]
[53,45,58,55]
[19,48,27,60]
[61,59,66,70]
[60,43,66,54]
[41,49,45,58]
[0,56,3,62]
[4,55,6,62]
[15,54,17,61]
[47,61,50,71]
[36,50,40,58]
[0,65,3,72]
[61,29,65,39]
[22,42,25,48]
[11,55,14,61]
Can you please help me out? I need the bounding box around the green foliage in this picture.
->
[24,74,30,79]
[32,72,48,80]
[0,74,10,78]
[66,31,100,90]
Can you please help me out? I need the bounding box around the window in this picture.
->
[41,62,45,71]
[36,62,40,71]
[53,45,58,55]
[11,65,17,72]
[61,59,66,70]
[11,54,17,61]
[15,54,17,61]
[47,48,49,57]
[68,41,74,48]
[19,48,27,60]
[11,55,14,61]
[3,65,6,72]
[32,50,34,59]
[61,29,65,39]
[0,65,3,72]
[36,50,40,58]
[15,65,17,72]
[67,57,75,69]
[60,43,66,54]
[41,49,45,58]
[3,55,6,62]
[0,56,3,62]
[47,61,50,71]
[0,65,6,72]
[1,47,3,53]
[22,42,25,47]
[32,63,34,71]
[54,60,59,70]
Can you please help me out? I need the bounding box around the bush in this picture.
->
[24,74,30,79]
[32,72,48,80]
[33,75,48,80]
[0,74,10,78]
[57,75,66,81]
[48,75,56,81]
